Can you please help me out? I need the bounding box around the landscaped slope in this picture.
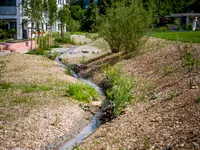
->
[79,38,200,150]
[0,53,93,149]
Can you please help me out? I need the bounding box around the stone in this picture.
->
[91,101,102,107]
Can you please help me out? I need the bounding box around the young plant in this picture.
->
[163,65,176,76]
[168,91,178,100]
[196,97,200,103]
[65,66,72,76]
[103,64,134,116]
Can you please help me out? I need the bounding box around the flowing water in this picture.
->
[55,52,108,150]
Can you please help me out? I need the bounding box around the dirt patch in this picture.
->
[79,38,200,150]
[0,53,93,149]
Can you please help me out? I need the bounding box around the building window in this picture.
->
[0,0,16,6]
[10,22,16,29]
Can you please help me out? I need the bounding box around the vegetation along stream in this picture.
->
[55,51,110,150]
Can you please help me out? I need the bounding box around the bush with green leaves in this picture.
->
[55,36,72,44]
[156,27,168,32]
[103,64,134,116]
[67,19,81,32]
[186,24,193,30]
[97,0,154,57]
[196,97,200,103]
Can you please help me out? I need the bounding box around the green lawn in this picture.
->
[150,31,200,43]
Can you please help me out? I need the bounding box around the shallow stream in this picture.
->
[55,51,109,150]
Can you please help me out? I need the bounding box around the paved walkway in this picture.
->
[0,52,10,57]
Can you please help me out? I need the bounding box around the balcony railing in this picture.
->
[0,6,16,15]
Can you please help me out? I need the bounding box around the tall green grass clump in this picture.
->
[66,83,99,103]
[103,64,134,116]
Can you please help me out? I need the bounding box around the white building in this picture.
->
[0,0,67,39]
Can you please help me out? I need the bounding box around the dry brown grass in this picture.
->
[0,53,94,149]
[0,53,81,121]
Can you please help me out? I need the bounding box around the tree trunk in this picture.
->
[37,23,40,50]
[61,23,64,38]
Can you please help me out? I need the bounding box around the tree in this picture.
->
[97,0,155,57]
[43,0,58,46]
[23,0,44,28]
[81,3,98,32]
[70,5,84,21]
[23,0,44,49]
[58,5,71,38]
[98,0,114,15]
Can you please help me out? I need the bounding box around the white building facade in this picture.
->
[0,0,66,39]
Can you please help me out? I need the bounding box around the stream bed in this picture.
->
[55,51,109,150]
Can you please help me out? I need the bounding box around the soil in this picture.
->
[0,53,93,150]
[79,38,200,150]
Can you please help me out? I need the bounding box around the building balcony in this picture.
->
[0,6,16,15]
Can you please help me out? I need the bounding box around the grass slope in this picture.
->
[150,31,200,43]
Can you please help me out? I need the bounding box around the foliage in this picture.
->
[55,37,72,44]
[67,19,81,32]
[98,0,115,15]
[196,97,200,103]
[26,49,47,55]
[176,43,200,72]
[147,0,196,18]
[66,83,99,103]
[58,5,71,38]
[81,3,99,32]
[0,82,52,93]
[39,36,50,50]
[168,91,178,99]
[150,31,200,43]
[186,24,193,30]
[163,65,176,75]
[156,27,168,32]
[23,0,44,24]
[70,5,84,21]
[183,51,200,71]
[26,48,58,60]
[43,0,58,27]
[97,0,154,57]
[103,64,134,116]
[65,66,72,76]
[46,52,58,60]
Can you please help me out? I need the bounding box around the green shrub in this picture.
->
[186,24,193,30]
[157,27,168,32]
[183,51,200,71]
[103,64,134,116]
[55,37,72,44]
[65,66,72,75]
[26,49,46,55]
[97,0,154,57]
[196,97,200,103]
[46,52,58,60]
[66,83,99,103]
[168,91,178,100]
[67,19,81,32]
[176,25,182,31]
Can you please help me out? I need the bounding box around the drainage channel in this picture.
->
[55,51,109,150]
